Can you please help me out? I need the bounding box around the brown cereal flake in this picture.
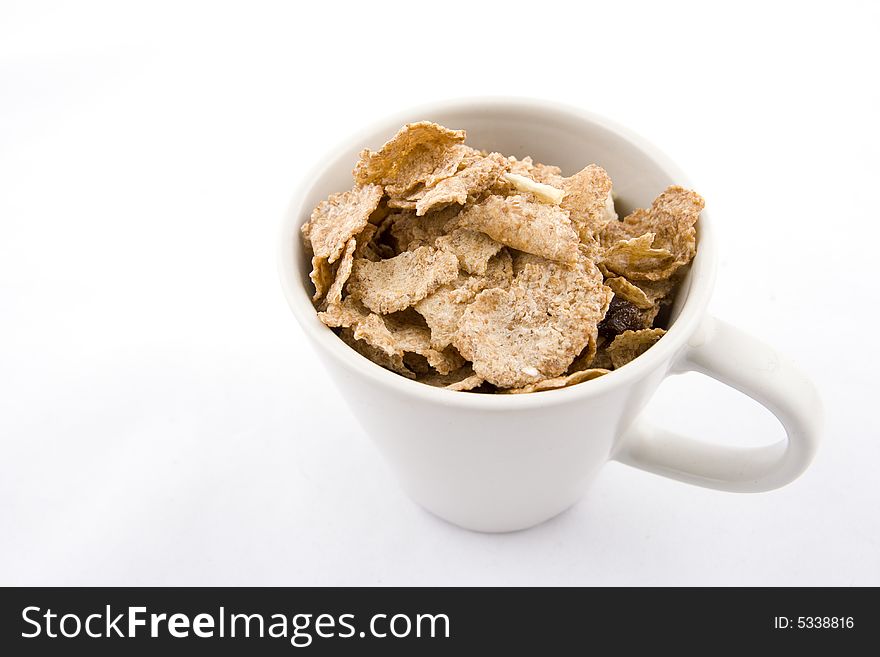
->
[367,202,392,227]
[417,365,484,391]
[434,228,504,275]
[380,143,468,197]
[324,237,357,307]
[601,233,679,281]
[309,255,335,303]
[590,346,615,371]
[352,313,400,358]
[561,165,616,242]
[415,153,509,216]
[637,276,678,304]
[607,328,666,368]
[318,297,382,332]
[423,144,473,188]
[415,250,513,349]
[325,300,463,377]
[453,254,613,388]
[389,207,458,252]
[353,122,466,193]
[302,184,383,264]
[353,223,377,253]
[601,186,702,266]
[347,246,459,314]
[568,335,611,372]
[640,304,661,328]
[339,328,414,379]
[457,195,580,265]
[317,296,370,329]
[383,315,466,375]
[387,195,419,210]
[604,276,654,310]
[504,368,609,394]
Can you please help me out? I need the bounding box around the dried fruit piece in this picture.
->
[347,246,459,314]
[457,194,580,265]
[415,153,509,216]
[434,228,504,275]
[504,368,609,394]
[353,121,466,192]
[453,254,612,388]
[416,250,513,349]
[598,297,646,338]
[607,328,666,368]
[502,172,565,204]
[561,165,616,242]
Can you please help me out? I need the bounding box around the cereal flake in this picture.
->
[347,246,459,314]
[456,195,580,265]
[561,165,615,242]
[324,237,357,307]
[453,254,613,388]
[434,228,504,275]
[601,233,679,281]
[353,122,466,193]
[302,184,383,264]
[415,153,509,216]
[504,368,609,394]
[415,250,513,349]
[607,328,666,368]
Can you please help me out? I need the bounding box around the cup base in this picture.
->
[403,487,586,533]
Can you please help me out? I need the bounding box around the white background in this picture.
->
[2,0,878,586]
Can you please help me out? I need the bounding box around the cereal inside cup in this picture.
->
[301,122,702,393]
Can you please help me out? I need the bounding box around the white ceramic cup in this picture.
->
[279,98,822,533]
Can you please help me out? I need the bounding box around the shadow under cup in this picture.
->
[282,99,713,532]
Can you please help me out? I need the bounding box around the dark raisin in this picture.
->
[598,297,643,338]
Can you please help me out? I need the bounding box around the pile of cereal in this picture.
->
[302,122,702,393]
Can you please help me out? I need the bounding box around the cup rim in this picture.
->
[279,96,716,410]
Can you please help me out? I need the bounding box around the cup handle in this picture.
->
[613,315,822,492]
